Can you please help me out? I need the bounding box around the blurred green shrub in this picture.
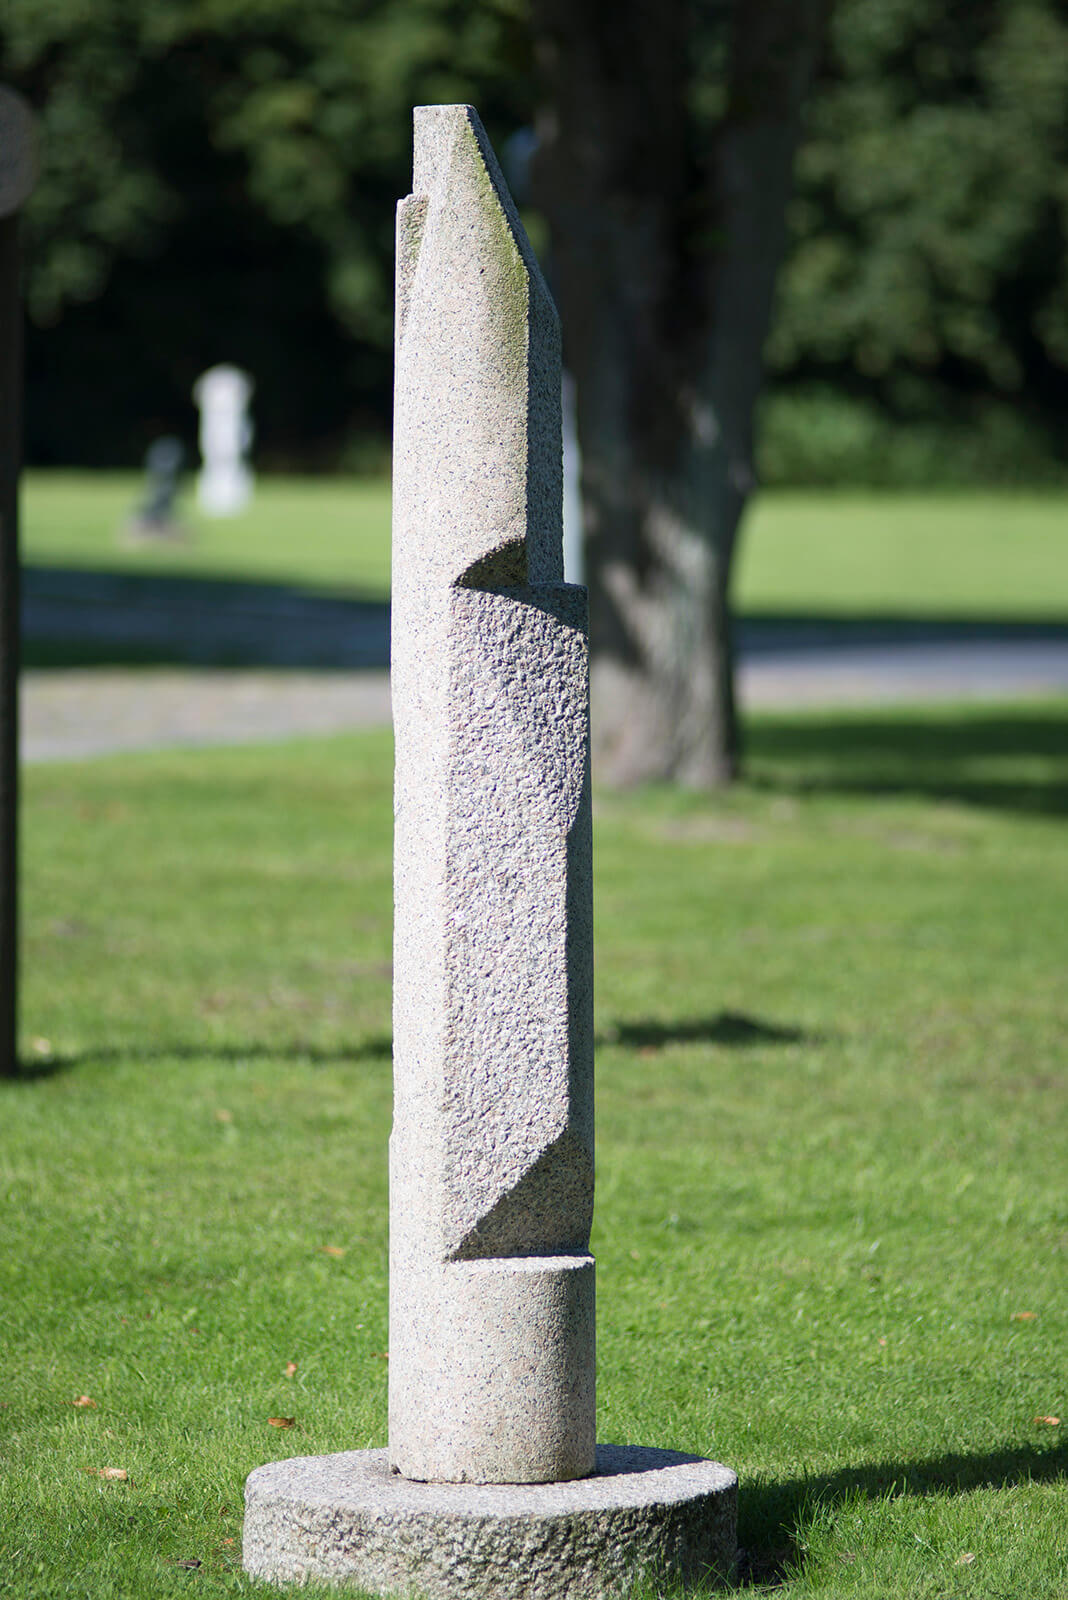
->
[761,0,1068,486]
[758,387,1068,488]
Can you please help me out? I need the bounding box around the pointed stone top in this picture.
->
[392,104,563,594]
[410,105,552,310]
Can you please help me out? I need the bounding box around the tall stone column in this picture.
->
[243,105,736,1598]
[389,102,594,1486]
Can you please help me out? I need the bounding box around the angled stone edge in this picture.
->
[391,103,563,593]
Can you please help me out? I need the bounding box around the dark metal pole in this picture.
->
[0,88,36,1076]
[0,209,19,1074]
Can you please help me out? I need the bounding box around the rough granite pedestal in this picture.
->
[243,101,737,1595]
[244,1446,736,1599]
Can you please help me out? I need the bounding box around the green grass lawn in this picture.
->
[21,472,1068,620]
[3,705,1066,1597]
[20,473,394,598]
[736,493,1068,621]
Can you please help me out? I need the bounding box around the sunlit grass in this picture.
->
[737,491,1068,620]
[21,473,1068,621]
[20,471,393,597]
[2,705,1065,1596]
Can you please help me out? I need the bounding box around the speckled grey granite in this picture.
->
[243,1444,737,1597]
[389,103,594,1485]
[242,102,737,1592]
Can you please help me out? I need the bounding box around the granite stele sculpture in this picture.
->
[243,104,737,1598]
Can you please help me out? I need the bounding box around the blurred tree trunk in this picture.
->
[531,0,827,784]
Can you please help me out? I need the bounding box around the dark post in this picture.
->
[0,89,36,1076]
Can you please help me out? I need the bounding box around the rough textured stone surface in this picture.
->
[244,1445,737,1598]
[389,103,594,1485]
[242,102,738,1592]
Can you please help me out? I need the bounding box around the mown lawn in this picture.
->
[21,472,1068,621]
[20,473,394,598]
[2,704,1065,1597]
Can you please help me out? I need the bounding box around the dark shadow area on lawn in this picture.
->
[4,1034,393,1081]
[738,612,1068,653]
[21,565,390,670]
[25,578,1068,674]
[599,1012,813,1051]
[10,1015,808,1079]
[747,708,1068,818]
[736,1439,1067,1589]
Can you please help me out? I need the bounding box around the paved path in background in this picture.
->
[738,635,1068,710]
[22,669,393,762]
[18,566,1068,759]
[22,636,1068,762]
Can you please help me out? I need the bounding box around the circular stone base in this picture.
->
[244,1444,737,1598]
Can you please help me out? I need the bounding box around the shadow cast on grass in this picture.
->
[737,1439,1067,1589]
[747,707,1068,819]
[599,1012,814,1052]
[4,1034,393,1082]
[22,564,390,671]
[738,612,1068,651]
[10,1013,808,1081]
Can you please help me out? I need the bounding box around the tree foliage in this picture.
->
[767,0,1068,479]
[3,0,530,463]
[2,0,1067,474]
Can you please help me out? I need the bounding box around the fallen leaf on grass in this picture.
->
[217,1538,235,1548]
[267,1417,296,1429]
[285,1361,298,1377]
[1033,1415,1059,1426]
[878,1338,887,1347]
[320,1245,346,1258]
[84,1466,128,1481]
[214,1109,233,1124]
[371,1352,389,1360]
[72,1395,97,1408]
[956,1553,976,1566]
[1012,1311,1037,1321]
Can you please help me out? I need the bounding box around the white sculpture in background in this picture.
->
[193,364,254,516]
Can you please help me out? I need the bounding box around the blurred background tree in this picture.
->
[530,0,827,783]
[3,0,1066,481]
[526,0,1068,781]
